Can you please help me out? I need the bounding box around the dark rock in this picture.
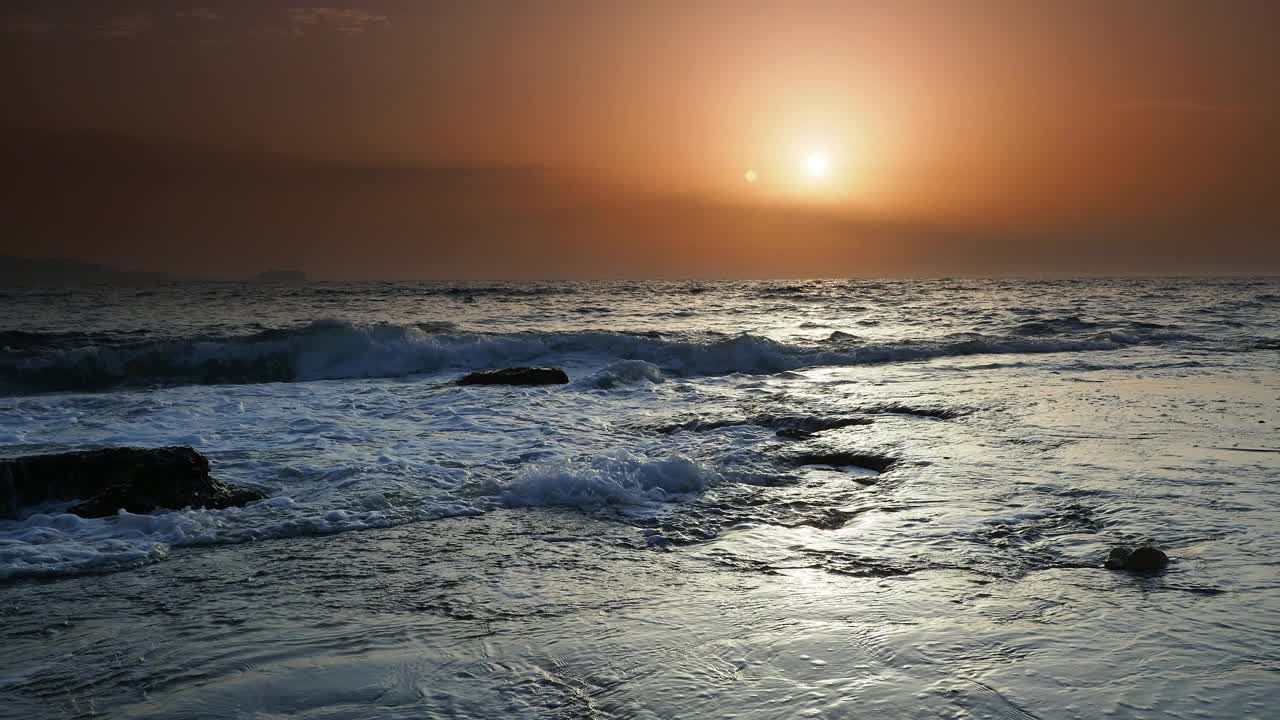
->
[1104,545,1169,573]
[790,452,897,473]
[776,428,815,440]
[457,367,569,386]
[0,446,267,519]
[769,416,874,434]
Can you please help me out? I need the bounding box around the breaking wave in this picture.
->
[482,453,713,510]
[0,318,1219,395]
[0,451,714,580]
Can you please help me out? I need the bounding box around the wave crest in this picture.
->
[0,319,1218,395]
[485,453,712,509]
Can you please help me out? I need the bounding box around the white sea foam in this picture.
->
[0,449,712,579]
[0,494,484,580]
[577,359,665,389]
[488,452,713,509]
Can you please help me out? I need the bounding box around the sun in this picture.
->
[805,151,829,179]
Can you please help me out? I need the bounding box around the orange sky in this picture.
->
[2,1,1278,277]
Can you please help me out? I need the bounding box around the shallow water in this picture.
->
[2,279,1278,718]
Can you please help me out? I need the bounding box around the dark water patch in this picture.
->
[0,345,294,393]
[703,550,784,575]
[719,470,805,488]
[646,417,757,434]
[0,330,132,352]
[647,414,873,435]
[961,503,1110,577]
[1202,446,1280,454]
[413,321,459,333]
[856,404,967,420]
[758,284,811,298]
[790,505,876,530]
[441,285,571,298]
[1012,316,1102,336]
[980,504,1102,542]
[1127,320,1177,330]
[1054,488,1107,498]
[1164,585,1228,596]
[793,548,924,578]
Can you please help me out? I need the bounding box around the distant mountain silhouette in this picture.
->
[0,256,171,285]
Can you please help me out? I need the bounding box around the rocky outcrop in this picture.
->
[0,446,266,519]
[1104,545,1169,573]
[457,367,569,386]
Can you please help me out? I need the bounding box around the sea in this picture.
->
[1,278,1277,719]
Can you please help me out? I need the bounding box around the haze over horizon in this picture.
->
[3,1,1278,279]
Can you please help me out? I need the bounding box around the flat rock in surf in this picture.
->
[789,451,898,474]
[457,367,569,386]
[0,446,267,519]
[1104,545,1170,573]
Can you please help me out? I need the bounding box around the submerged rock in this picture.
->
[0,446,266,519]
[775,428,815,440]
[790,451,897,473]
[1104,545,1170,573]
[457,367,569,386]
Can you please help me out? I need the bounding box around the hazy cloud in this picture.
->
[286,7,390,36]
[176,8,223,22]
[6,6,390,42]
[1114,100,1249,115]
[98,12,154,38]
[5,12,56,33]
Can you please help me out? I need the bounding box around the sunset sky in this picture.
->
[3,1,1278,278]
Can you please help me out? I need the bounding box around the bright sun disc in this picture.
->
[805,152,829,179]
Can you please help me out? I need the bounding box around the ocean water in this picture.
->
[1,278,1277,719]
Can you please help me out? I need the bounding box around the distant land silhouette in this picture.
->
[253,269,307,283]
[0,255,171,285]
